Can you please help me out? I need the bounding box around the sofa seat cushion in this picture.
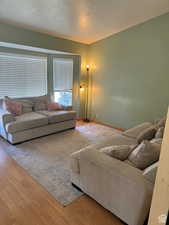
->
[38,110,76,124]
[6,112,48,133]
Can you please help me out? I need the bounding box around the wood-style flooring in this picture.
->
[0,128,124,225]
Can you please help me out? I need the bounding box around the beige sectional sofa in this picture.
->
[0,95,76,144]
[71,122,159,225]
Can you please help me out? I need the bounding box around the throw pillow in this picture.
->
[150,138,162,145]
[47,101,63,111]
[128,140,161,170]
[137,126,156,144]
[100,145,136,161]
[4,97,33,114]
[155,127,164,139]
[3,97,22,116]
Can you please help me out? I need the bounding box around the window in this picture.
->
[53,58,73,106]
[0,52,47,98]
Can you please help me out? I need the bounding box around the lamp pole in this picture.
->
[83,65,90,122]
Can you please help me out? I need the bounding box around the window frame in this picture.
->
[52,57,74,106]
[0,48,81,117]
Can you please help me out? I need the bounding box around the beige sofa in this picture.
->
[71,122,158,225]
[0,95,76,144]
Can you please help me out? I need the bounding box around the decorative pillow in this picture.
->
[47,101,63,111]
[3,98,22,116]
[150,138,162,145]
[100,145,136,161]
[128,140,161,170]
[155,127,164,139]
[63,105,72,111]
[3,97,33,114]
[137,126,156,144]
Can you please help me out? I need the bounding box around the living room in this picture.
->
[0,1,169,225]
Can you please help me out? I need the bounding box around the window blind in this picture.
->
[0,52,47,98]
[53,58,73,91]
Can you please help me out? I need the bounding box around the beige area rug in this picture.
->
[4,122,120,206]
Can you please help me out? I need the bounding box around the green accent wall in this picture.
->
[89,13,169,129]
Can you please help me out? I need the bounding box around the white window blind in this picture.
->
[53,58,73,106]
[53,58,73,91]
[0,52,47,98]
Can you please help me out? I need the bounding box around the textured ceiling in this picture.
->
[0,0,168,44]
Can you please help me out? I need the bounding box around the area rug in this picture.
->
[4,122,120,206]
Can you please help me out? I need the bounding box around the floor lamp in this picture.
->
[83,64,90,122]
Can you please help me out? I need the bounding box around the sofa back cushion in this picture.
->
[123,122,152,139]
[155,127,164,139]
[137,126,156,144]
[155,116,166,128]
[32,95,50,111]
[128,140,161,170]
[16,99,33,113]
[2,95,52,113]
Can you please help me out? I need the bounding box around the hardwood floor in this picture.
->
[0,139,124,225]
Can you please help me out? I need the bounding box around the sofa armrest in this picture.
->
[0,110,15,123]
[80,148,152,186]
[79,149,153,225]
[71,145,96,173]
[123,122,153,139]
[0,110,15,139]
[70,132,137,174]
